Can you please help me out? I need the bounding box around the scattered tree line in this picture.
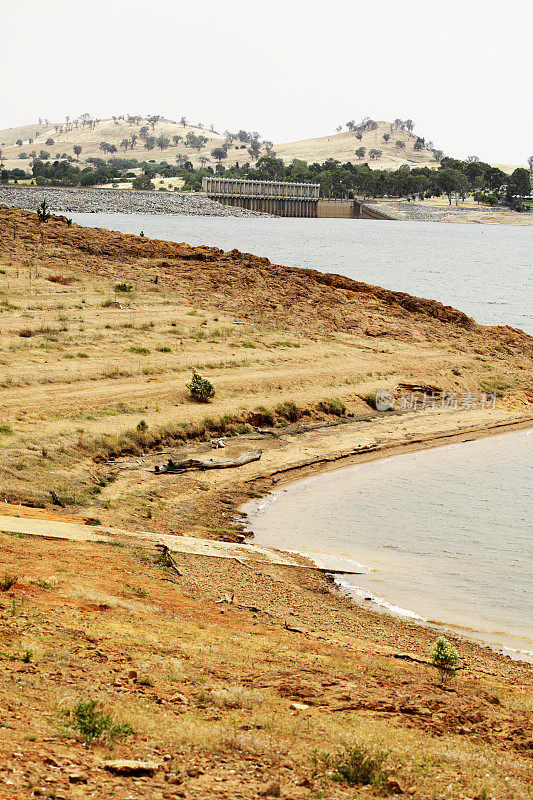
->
[1,148,531,210]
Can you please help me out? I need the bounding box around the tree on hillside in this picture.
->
[466,155,480,163]
[236,130,250,143]
[198,155,210,168]
[120,138,130,151]
[139,126,149,140]
[396,140,405,149]
[248,140,261,161]
[156,135,170,151]
[172,134,183,146]
[383,133,390,142]
[175,154,188,166]
[144,136,156,150]
[432,149,444,163]
[16,139,22,146]
[369,149,382,160]
[405,119,415,133]
[130,134,138,148]
[346,120,356,131]
[194,135,208,152]
[180,116,188,126]
[393,118,403,129]
[355,132,362,141]
[355,147,366,159]
[148,115,161,129]
[527,155,533,172]
[335,125,343,133]
[211,146,228,163]
[413,137,425,150]
[73,145,82,159]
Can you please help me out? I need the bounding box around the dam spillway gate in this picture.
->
[202,177,394,219]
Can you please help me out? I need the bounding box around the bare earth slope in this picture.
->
[0,207,531,799]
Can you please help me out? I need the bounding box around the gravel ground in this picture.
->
[0,186,270,217]
[365,199,523,223]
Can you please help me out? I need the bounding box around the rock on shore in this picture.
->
[0,186,270,217]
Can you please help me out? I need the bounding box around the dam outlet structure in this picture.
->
[202,178,393,219]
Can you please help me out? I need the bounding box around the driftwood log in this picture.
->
[155,449,262,474]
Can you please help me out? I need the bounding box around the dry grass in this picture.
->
[0,531,531,798]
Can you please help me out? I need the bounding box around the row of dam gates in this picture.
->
[202,178,394,220]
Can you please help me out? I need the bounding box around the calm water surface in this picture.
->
[245,431,533,660]
[70,213,533,332]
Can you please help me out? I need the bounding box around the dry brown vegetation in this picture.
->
[0,206,531,798]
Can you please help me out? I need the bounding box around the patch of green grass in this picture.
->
[311,743,390,791]
[0,298,19,310]
[478,378,514,396]
[0,574,18,591]
[269,340,301,348]
[157,346,172,353]
[114,283,133,293]
[124,583,149,598]
[30,579,56,589]
[62,700,134,747]
[318,398,346,416]
[128,346,151,355]
[0,423,13,435]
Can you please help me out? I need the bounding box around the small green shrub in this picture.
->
[451,367,461,376]
[36,199,50,223]
[311,743,389,791]
[187,369,215,403]
[129,346,150,355]
[318,398,346,416]
[275,401,301,423]
[248,406,275,426]
[0,574,18,591]
[136,419,148,432]
[157,346,172,352]
[431,636,459,684]
[114,283,133,293]
[63,700,134,747]
[136,676,153,686]
[0,423,13,435]
[22,649,33,663]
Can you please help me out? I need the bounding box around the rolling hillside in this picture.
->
[0,116,520,176]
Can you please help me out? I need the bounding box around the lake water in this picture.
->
[70,213,533,333]
[244,430,533,661]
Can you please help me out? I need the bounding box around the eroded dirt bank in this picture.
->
[0,207,531,799]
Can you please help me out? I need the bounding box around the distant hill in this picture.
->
[0,116,520,175]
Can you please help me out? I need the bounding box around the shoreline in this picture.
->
[241,416,533,663]
[1,204,532,795]
[2,185,532,225]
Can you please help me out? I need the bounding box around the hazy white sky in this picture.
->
[3,0,532,165]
